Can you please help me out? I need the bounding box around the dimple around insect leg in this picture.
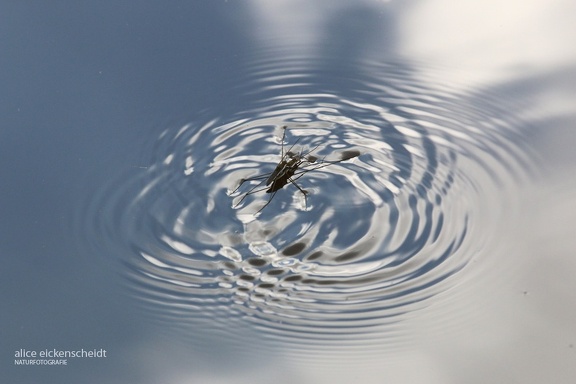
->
[288,177,309,209]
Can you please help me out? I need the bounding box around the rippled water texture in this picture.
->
[82,56,533,351]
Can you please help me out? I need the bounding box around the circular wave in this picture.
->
[80,55,533,351]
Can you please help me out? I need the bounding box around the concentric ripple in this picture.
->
[80,55,533,351]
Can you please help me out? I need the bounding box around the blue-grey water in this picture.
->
[2,1,576,383]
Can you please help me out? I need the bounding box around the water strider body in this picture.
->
[232,126,360,213]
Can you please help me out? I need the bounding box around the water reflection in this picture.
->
[81,51,533,354]
[3,0,574,383]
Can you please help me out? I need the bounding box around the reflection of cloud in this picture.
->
[421,174,576,384]
[233,2,576,384]
[247,0,576,86]
[400,0,576,84]
[246,0,401,58]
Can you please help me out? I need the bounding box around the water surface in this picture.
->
[3,1,576,383]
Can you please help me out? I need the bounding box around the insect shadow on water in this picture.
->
[231,126,360,213]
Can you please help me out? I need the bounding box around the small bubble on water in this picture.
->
[276,258,297,267]
[249,241,277,257]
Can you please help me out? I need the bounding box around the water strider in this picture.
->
[231,126,360,213]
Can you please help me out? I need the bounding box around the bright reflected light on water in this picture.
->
[76,1,576,383]
[5,1,576,383]
[401,0,576,83]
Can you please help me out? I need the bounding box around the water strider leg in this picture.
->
[288,177,309,209]
[255,190,279,213]
[279,126,287,158]
[231,173,271,194]
[290,151,360,179]
[234,186,269,207]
